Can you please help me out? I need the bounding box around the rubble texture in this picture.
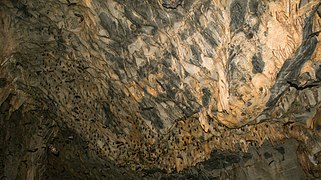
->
[1,0,321,179]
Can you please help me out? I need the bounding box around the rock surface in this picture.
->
[1,0,321,179]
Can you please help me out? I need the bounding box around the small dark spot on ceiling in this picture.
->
[0,78,7,88]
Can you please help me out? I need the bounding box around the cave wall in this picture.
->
[1,0,321,179]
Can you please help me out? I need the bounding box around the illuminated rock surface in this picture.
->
[1,0,321,179]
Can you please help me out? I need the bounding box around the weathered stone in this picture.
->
[1,0,321,179]
[230,0,247,33]
[252,52,264,74]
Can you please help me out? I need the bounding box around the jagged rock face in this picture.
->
[1,0,321,179]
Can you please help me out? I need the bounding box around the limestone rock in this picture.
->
[1,0,321,179]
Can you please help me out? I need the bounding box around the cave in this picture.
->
[1,0,321,179]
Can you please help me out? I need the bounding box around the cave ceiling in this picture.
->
[1,0,321,179]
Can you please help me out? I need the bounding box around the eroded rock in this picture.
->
[1,0,321,179]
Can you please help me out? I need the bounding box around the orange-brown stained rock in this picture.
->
[1,0,321,178]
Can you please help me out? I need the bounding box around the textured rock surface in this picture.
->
[1,0,321,179]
